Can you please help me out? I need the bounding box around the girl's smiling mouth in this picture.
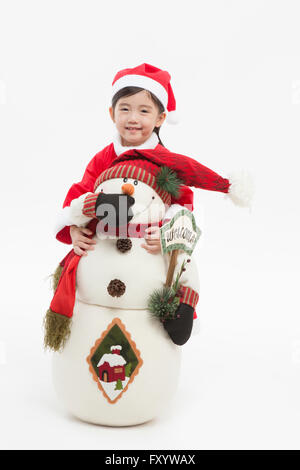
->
[126,127,142,132]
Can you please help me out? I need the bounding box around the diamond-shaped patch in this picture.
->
[86,317,143,404]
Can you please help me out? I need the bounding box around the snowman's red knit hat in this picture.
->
[112,63,178,124]
[95,147,230,196]
[94,159,173,206]
[94,148,253,209]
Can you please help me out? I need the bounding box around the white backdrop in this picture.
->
[1,0,300,450]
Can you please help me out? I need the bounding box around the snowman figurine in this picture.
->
[47,156,200,426]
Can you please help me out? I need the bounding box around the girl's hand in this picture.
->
[70,225,97,256]
[141,226,161,254]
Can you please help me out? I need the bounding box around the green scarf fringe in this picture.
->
[44,308,71,352]
[43,264,70,351]
[52,263,63,292]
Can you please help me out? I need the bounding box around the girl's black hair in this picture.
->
[111,86,165,147]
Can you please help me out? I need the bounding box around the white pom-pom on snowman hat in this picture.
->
[226,170,255,209]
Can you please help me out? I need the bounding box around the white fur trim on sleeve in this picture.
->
[227,170,254,208]
[54,205,73,237]
[69,193,95,227]
[54,194,94,236]
[163,203,189,221]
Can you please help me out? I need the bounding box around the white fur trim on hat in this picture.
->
[227,170,254,209]
[112,74,168,109]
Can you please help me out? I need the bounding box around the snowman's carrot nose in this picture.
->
[122,183,135,196]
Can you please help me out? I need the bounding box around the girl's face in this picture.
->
[109,90,166,147]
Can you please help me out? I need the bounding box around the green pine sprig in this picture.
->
[148,286,180,321]
[156,166,183,198]
[147,259,188,321]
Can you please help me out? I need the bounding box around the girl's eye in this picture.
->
[123,177,128,183]
[120,108,148,113]
[133,180,138,186]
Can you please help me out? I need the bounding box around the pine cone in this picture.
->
[116,238,132,253]
[107,279,126,297]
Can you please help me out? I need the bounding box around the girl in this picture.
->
[47,63,252,350]
[54,63,195,257]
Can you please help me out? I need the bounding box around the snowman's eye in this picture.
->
[123,177,128,183]
[133,180,138,185]
[101,188,104,192]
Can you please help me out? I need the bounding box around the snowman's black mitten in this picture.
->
[163,303,194,346]
[95,193,135,227]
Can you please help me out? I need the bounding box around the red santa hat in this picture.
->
[112,63,179,124]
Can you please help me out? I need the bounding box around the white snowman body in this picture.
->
[52,176,199,426]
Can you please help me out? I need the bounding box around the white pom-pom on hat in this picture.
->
[226,170,255,209]
[166,110,179,125]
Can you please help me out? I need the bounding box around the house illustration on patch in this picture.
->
[97,345,126,382]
